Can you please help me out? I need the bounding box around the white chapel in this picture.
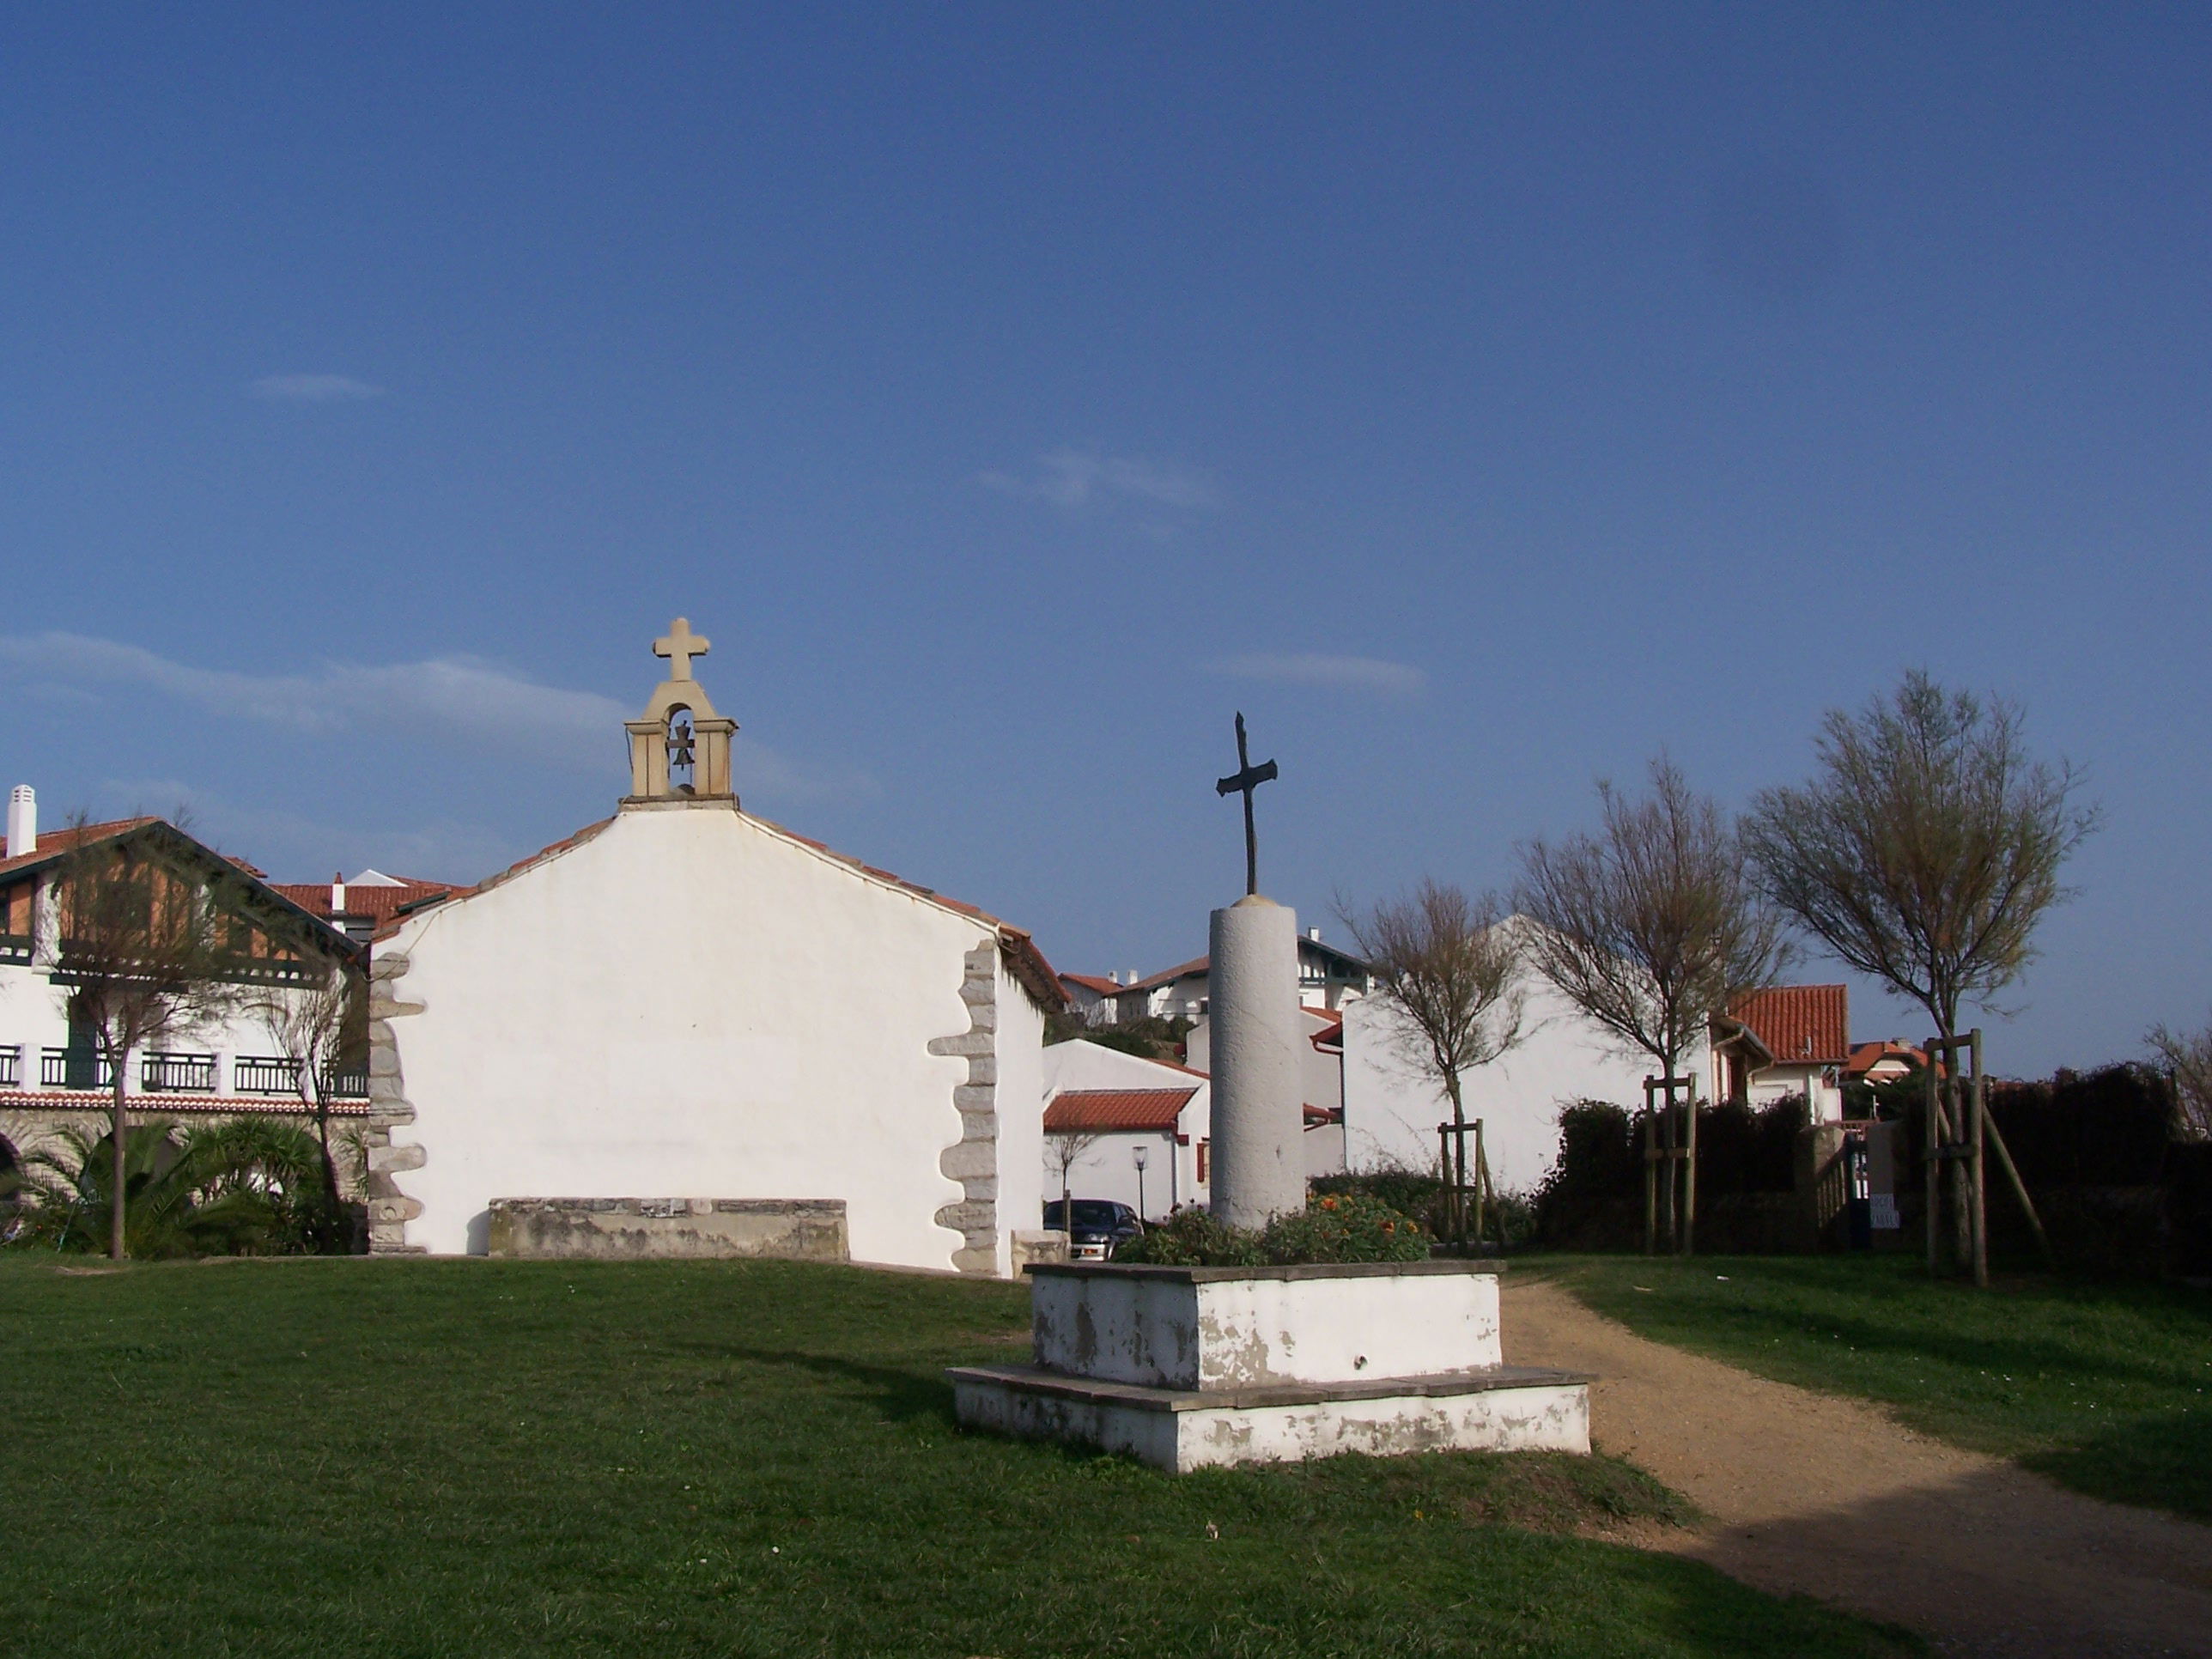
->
[362,620,1060,1275]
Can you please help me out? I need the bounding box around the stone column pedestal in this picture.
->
[1208,895,1305,1228]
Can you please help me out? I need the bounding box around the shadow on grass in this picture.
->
[2021,1407,2212,1521]
[674,1343,959,1427]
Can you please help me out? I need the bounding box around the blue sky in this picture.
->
[3,4,2205,1074]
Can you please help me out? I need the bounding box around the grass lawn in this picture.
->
[0,1255,1916,1658]
[1546,1253,2212,1522]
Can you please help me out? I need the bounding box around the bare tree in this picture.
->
[2146,1018,2212,1142]
[1743,672,2097,1279]
[1514,757,1790,1253]
[1338,881,1525,1246]
[1045,1129,1104,1243]
[254,962,368,1214]
[52,821,247,1261]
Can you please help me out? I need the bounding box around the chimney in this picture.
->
[6,786,33,858]
[331,872,346,917]
[1305,927,1322,942]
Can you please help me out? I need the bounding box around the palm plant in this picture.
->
[7,1117,330,1257]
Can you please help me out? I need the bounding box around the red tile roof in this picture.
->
[0,817,158,884]
[1118,956,1210,995]
[1728,985,1850,1066]
[271,878,457,929]
[4,1091,376,1117]
[1844,1040,1927,1078]
[1060,973,1122,998]
[1304,1103,1342,1126]
[1043,1088,1197,1133]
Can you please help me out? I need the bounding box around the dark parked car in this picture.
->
[1043,1198,1143,1261]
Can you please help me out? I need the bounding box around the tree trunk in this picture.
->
[108,1046,128,1261]
[1444,1073,1468,1249]
[1680,1089,1699,1257]
[315,1096,341,1211]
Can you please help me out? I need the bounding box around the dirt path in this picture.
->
[1502,1278,2212,1657]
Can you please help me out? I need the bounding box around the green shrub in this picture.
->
[1262,1191,1430,1263]
[1110,1206,1266,1267]
[1115,1194,1428,1267]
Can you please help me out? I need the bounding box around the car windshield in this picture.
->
[1046,1200,1128,1228]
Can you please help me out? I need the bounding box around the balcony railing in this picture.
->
[141,1052,217,1093]
[234,1054,303,1095]
[234,1055,370,1100]
[0,1046,18,1087]
[42,1048,112,1090]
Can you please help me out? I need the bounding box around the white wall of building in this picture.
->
[1040,1040,1208,1221]
[1737,1063,1843,1123]
[382,805,1048,1274]
[1342,972,1704,1197]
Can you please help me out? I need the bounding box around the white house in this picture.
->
[1185,1004,1348,1180]
[365,620,1060,1276]
[1055,972,1123,1026]
[1040,1039,1210,1221]
[1340,920,1863,1192]
[1710,985,1850,1122]
[1105,927,1372,1024]
[0,791,371,1185]
[1340,950,1679,1197]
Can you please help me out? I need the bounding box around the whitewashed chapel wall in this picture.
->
[376,802,1044,1273]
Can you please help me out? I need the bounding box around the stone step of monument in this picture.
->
[948,1361,1593,1473]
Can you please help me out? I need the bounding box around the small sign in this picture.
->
[1869,1194,1900,1231]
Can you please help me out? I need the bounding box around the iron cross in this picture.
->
[1215,711,1279,897]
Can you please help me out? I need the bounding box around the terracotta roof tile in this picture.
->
[0,817,158,884]
[1729,985,1850,1066]
[271,878,457,928]
[1118,956,1211,995]
[1844,1040,1927,1077]
[1060,973,1122,998]
[1043,1088,1197,1133]
[3,1091,376,1117]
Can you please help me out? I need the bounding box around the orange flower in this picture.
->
[1320,1196,1339,1211]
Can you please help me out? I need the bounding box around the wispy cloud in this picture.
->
[1,631,621,757]
[250,374,383,404]
[978,448,1221,511]
[94,778,520,885]
[0,632,876,801]
[1208,653,1427,696]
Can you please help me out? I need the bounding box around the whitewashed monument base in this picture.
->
[950,1261,1591,1472]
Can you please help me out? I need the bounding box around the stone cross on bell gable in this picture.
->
[654,617,709,681]
[624,616,738,805]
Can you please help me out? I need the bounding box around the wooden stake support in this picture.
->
[1641,1073,1699,1256]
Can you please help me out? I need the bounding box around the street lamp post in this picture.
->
[1133,1143,1150,1222]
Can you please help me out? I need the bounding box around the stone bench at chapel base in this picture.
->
[948,1259,1591,1473]
[484,1197,847,1261]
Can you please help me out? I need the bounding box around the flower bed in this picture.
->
[1114,1192,1427,1267]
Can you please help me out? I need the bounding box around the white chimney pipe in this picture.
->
[7,786,33,858]
[331,872,345,916]
[1306,927,1322,942]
